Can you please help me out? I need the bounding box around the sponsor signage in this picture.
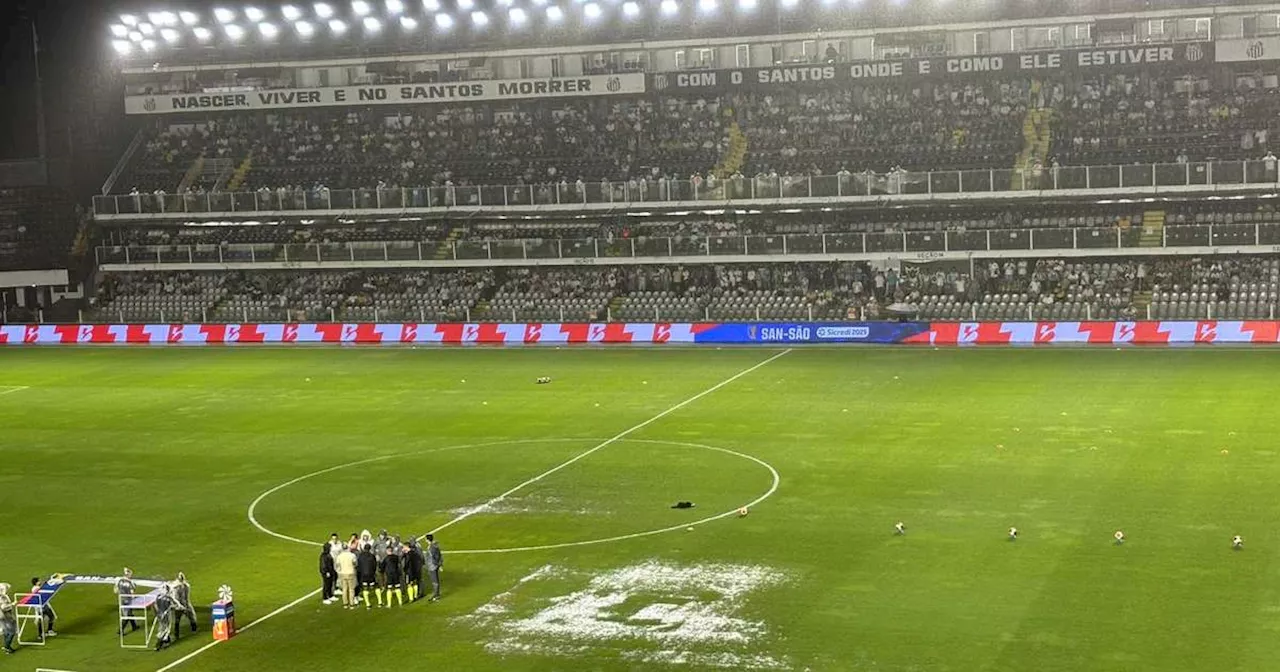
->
[1216,36,1280,63]
[3,321,1278,346]
[125,73,645,114]
[650,42,1213,92]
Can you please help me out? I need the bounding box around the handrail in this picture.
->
[91,159,1280,217]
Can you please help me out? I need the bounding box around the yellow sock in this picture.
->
[407,585,417,601]
[393,589,403,606]
[375,588,383,606]
[362,589,370,608]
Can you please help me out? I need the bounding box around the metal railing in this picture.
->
[92,160,1280,217]
[95,222,1280,267]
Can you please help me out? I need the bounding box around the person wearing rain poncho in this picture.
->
[1,583,17,654]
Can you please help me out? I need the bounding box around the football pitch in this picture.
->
[4,346,1280,672]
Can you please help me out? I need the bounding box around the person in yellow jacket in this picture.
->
[335,546,358,610]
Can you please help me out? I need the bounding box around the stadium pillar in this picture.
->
[1256,225,1260,246]
[188,246,194,263]
[821,235,827,254]
[1073,228,1078,249]
[667,238,673,257]
[383,243,389,261]
[985,231,991,251]
[1086,304,1092,320]
[631,238,636,257]
[521,241,527,259]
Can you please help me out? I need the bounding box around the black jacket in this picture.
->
[320,549,336,577]
[404,547,424,576]
[381,554,403,584]
[356,551,378,582]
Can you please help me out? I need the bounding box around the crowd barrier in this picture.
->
[2,322,1280,345]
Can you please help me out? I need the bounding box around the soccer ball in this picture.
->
[736,506,749,517]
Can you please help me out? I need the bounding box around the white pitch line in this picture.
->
[0,385,29,396]
[431,348,792,536]
[156,347,790,672]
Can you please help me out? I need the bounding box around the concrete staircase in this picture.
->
[714,119,748,178]
[1139,210,1165,247]
[178,156,235,193]
[224,154,254,192]
[1012,81,1053,190]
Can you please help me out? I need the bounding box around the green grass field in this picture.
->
[4,347,1280,672]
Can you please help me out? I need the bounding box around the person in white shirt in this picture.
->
[1008,527,1018,541]
[1233,535,1244,550]
[894,522,905,536]
[1114,530,1125,545]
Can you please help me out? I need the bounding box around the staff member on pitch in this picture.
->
[357,544,379,609]
[335,545,358,610]
[173,572,196,634]
[319,544,337,605]
[381,547,404,607]
[405,540,425,602]
[115,568,140,634]
[153,584,176,651]
[0,583,16,654]
[425,534,444,602]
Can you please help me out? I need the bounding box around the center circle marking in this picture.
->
[247,438,781,555]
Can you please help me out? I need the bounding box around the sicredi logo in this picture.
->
[816,326,870,339]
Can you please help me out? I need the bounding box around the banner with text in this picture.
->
[651,42,1213,92]
[1216,37,1280,63]
[4,321,1280,345]
[125,73,646,115]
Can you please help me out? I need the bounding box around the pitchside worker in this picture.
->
[319,544,337,605]
[173,572,196,633]
[0,583,15,654]
[357,544,379,609]
[425,534,444,602]
[115,568,140,634]
[29,577,55,637]
[153,584,176,651]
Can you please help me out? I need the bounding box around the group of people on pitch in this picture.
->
[321,530,443,610]
[115,568,198,652]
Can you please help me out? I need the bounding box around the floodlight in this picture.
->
[149,12,175,25]
[329,18,348,34]
[362,16,381,31]
[660,0,678,15]
[259,22,279,37]
[497,0,512,6]
[423,0,441,10]
[224,23,246,39]
[193,26,214,40]
[127,30,143,42]
[282,5,303,20]
[314,2,335,18]
[458,0,474,11]
[352,0,372,15]
[508,7,526,23]
[111,40,132,55]
[386,0,405,13]
[738,0,756,10]
[698,0,715,12]
[780,0,798,8]
[531,0,546,5]
[295,20,316,35]
[110,24,129,37]
[471,10,488,25]
[140,38,157,52]
[138,22,155,35]
[435,12,453,28]
[399,15,418,29]
[180,11,200,25]
[214,8,237,23]
[246,7,266,21]
[120,14,139,26]
[623,1,639,16]
[160,27,180,42]
[583,2,601,19]
[545,5,563,20]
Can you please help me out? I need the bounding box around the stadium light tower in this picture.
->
[110,24,128,37]
[315,2,335,18]
[329,18,348,34]
[545,5,563,21]
[296,19,316,36]
[214,7,237,23]
[179,11,200,25]
[738,0,756,11]
[508,7,526,24]
[160,27,181,43]
[352,0,372,15]
[120,13,138,26]
[386,0,405,13]
[127,30,142,41]
[246,7,267,22]
[660,0,678,16]
[583,2,602,20]
[622,1,639,18]
[112,39,132,55]
[698,0,716,14]
[138,22,155,35]
[458,0,475,11]
[140,38,157,52]
[224,23,246,39]
[282,5,303,20]
[435,12,454,29]
[259,21,280,37]
[399,15,418,29]
[363,16,382,31]
[471,10,488,26]
[193,26,214,41]
[423,0,441,10]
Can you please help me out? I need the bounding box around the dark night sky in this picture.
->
[0,1,39,160]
